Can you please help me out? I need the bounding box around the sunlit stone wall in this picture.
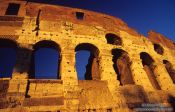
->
[0,0,175,112]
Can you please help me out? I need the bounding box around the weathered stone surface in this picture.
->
[0,0,175,111]
[78,80,116,110]
[148,30,175,49]
[119,85,148,109]
[0,80,9,98]
[23,97,64,106]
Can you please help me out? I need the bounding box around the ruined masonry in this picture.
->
[0,0,175,112]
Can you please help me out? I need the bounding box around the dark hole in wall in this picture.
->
[140,52,161,90]
[34,9,41,36]
[140,52,154,66]
[76,12,84,20]
[163,60,175,83]
[168,95,175,111]
[0,39,17,78]
[107,108,112,112]
[153,43,164,55]
[112,49,134,85]
[29,40,60,79]
[105,33,122,45]
[5,3,20,15]
[75,43,100,80]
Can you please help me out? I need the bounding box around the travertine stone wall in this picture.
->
[0,0,175,112]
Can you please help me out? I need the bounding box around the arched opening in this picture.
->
[140,52,161,90]
[29,40,61,79]
[105,33,122,45]
[112,49,134,85]
[153,43,164,55]
[163,60,175,83]
[0,39,17,78]
[75,43,100,80]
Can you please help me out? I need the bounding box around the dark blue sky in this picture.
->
[0,0,175,78]
[0,48,16,77]
[35,48,59,79]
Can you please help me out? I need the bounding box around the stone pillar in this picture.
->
[165,62,175,83]
[99,54,119,87]
[153,61,175,91]
[7,72,28,99]
[7,49,30,107]
[60,50,79,111]
[7,45,32,106]
[170,63,175,71]
[143,65,161,90]
[60,50,78,85]
[99,54,129,112]
[130,56,155,91]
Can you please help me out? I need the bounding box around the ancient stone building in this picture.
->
[0,0,175,112]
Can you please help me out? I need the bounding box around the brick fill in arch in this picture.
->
[112,49,134,85]
[163,60,175,83]
[140,52,161,90]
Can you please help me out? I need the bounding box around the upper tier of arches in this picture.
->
[0,38,175,91]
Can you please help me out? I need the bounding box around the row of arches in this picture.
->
[140,53,175,89]
[0,39,100,80]
[113,51,175,89]
[105,33,165,56]
[0,39,175,89]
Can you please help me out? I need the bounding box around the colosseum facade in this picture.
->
[0,0,175,112]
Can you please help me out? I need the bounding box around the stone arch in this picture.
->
[105,33,122,45]
[112,49,134,85]
[0,39,18,78]
[33,40,60,51]
[75,43,100,80]
[29,40,61,79]
[153,43,164,55]
[163,60,175,83]
[140,52,161,90]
